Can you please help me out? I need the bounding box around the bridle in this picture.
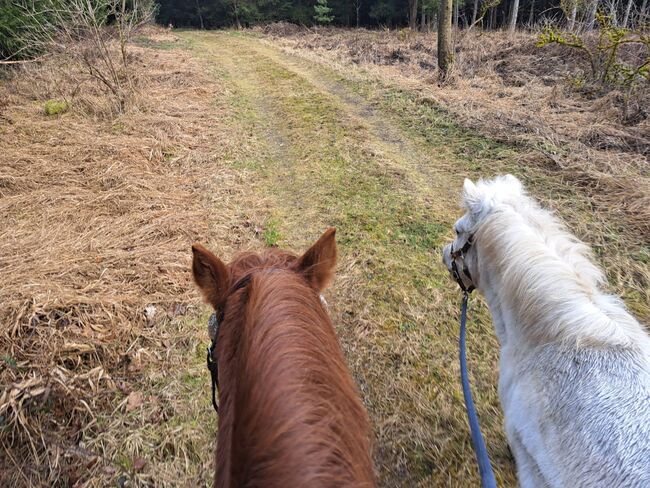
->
[450,234,475,294]
[206,273,254,415]
[205,268,312,415]
[450,234,498,488]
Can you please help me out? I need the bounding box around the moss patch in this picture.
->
[44,99,68,116]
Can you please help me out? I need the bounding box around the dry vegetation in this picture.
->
[261,24,650,237]
[0,28,267,485]
[1,23,648,488]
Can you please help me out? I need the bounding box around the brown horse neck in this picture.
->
[214,271,376,488]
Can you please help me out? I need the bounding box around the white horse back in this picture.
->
[501,343,650,488]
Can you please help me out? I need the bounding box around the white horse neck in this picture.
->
[475,206,649,351]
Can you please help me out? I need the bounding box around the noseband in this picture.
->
[450,234,475,294]
[206,273,254,414]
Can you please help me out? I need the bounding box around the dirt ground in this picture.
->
[1,27,648,487]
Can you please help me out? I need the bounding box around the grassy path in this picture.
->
[167,30,647,487]
[180,30,515,487]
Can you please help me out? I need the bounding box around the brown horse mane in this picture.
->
[193,234,376,488]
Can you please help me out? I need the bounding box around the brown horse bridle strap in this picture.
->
[206,273,254,415]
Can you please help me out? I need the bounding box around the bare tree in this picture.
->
[232,0,243,29]
[14,0,155,111]
[587,0,600,28]
[421,0,426,30]
[438,0,453,79]
[622,0,634,27]
[472,0,480,24]
[508,0,520,31]
[194,0,204,29]
[528,0,535,25]
[409,0,419,29]
[467,0,500,31]
[354,0,362,27]
[568,0,578,31]
[604,0,619,26]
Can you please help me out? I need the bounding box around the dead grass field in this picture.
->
[0,28,269,485]
[1,26,648,487]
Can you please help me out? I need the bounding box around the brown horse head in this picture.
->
[191,229,376,488]
[192,227,337,313]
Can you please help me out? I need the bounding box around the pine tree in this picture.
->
[314,0,334,24]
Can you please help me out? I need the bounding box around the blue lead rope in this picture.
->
[460,292,498,488]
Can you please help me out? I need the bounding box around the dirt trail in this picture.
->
[182,31,516,487]
[177,30,648,488]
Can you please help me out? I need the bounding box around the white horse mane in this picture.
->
[448,175,650,487]
[462,175,648,348]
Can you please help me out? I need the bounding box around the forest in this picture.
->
[155,0,649,30]
[2,0,648,60]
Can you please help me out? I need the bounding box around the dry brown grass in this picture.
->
[0,27,266,485]
[261,26,650,238]
[1,24,648,487]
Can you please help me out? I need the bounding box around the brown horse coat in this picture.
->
[192,229,376,488]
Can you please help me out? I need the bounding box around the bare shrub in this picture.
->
[538,12,650,87]
[12,0,157,113]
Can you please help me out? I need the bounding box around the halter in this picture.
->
[206,273,253,414]
[450,234,475,294]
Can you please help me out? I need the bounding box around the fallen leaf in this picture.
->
[126,391,143,412]
[133,457,146,471]
[172,303,188,316]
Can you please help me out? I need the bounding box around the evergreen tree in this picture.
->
[313,0,334,23]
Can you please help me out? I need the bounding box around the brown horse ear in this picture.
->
[294,228,337,292]
[191,244,229,309]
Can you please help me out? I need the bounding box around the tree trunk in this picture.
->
[587,0,599,29]
[195,0,204,29]
[438,0,453,79]
[232,0,242,29]
[568,1,577,31]
[421,0,426,30]
[409,0,419,29]
[508,0,520,32]
[453,0,459,28]
[622,0,634,27]
[472,0,480,24]
[488,7,496,29]
[356,2,361,27]
[528,0,535,26]
[609,2,618,26]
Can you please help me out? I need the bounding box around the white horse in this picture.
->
[442,175,650,488]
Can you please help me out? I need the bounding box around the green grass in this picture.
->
[44,99,68,116]
[263,218,282,246]
[2,354,17,369]
[134,36,190,51]
[181,31,512,486]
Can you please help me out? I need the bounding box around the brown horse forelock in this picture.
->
[213,250,376,488]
